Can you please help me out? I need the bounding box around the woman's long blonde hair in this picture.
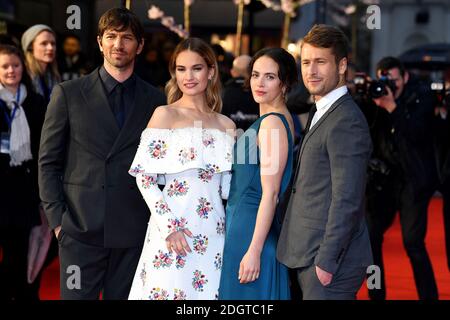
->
[165,38,222,113]
[24,30,60,81]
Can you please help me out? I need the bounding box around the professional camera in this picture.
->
[430,81,450,109]
[353,72,369,96]
[368,69,398,99]
[352,70,397,99]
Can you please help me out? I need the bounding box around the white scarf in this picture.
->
[0,83,32,166]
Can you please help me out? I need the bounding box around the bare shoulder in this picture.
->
[214,112,236,131]
[259,114,285,130]
[147,105,177,128]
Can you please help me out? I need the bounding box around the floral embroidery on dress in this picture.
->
[141,174,157,189]
[175,255,186,269]
[149,287,169,300]
[129,164,144,175]
[198,164,220,183]
[214,253,222,270]
[178,147,197,164]
[216,217,226,235]
[203,133,216,148]
[148,140,168,159]
[196,197,213,219]
[209,164,220,173]
[153,250,174,269]
[192,270,208,292]
[193,234,209,255]
[167,179,189,197]
[154,199,171,215]
[128,128,233,300]
[167,217,188,234]
[174,289,187,300]
[225,152,232,163]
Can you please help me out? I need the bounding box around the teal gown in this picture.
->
[218,112,293,300]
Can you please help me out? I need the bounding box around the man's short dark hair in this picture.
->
[98,8,144,44]
[302,24,349,64]
[376,56,406,77]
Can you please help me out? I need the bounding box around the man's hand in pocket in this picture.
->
[54,225,61,239]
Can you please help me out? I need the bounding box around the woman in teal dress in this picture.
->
[219,48,298,299]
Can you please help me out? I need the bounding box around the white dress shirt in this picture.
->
[309,85,348,130]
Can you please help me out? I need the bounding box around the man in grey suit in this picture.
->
[38,8,165,299]
[277,24,373,300]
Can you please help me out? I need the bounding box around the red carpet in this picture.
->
[39,197,450,300]
[357,196,450,299]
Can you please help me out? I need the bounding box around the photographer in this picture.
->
[433,74,450,271]
[363,57,439,300]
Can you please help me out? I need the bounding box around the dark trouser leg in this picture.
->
[102,245,143,300]
[297,265,367,300]
[58,230,142,300]
[399,185,438,300]
[365,183,398,300]
[289,268,303,300]
[297,265,327,300]
[58,231,108,300]
[325,266,367,300]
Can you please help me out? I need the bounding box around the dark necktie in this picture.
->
[113,83,125,128]
[291,103,317,193]
[304,103,317,136]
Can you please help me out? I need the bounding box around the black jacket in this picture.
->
[0,90,46,229]
[38,68,166,247]
[434,109,450,189]
[368,80,439,200]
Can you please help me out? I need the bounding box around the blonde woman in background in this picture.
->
[20,25,61,292]
[21,24,60,103]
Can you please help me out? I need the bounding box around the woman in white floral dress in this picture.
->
[128,38,235,300]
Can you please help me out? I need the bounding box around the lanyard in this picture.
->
[0,101,18,129]
[16,85,21,103]
[0,86,21,129]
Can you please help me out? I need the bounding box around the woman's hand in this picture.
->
[238,249,261,284]
[166,228,193,256]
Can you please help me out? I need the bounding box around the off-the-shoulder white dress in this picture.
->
[128,127,233,300]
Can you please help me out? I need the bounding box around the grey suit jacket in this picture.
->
[38,68,166,248]
[277,93,373,274]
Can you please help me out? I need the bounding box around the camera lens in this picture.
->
[369,80,386,99]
